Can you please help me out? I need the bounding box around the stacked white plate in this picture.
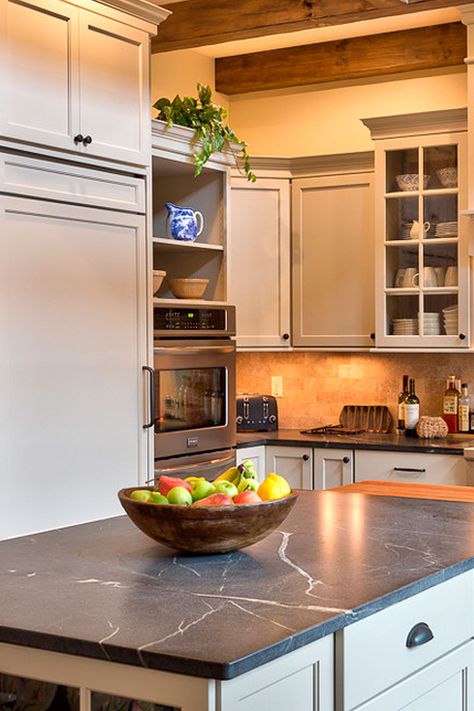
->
[419,312,441,335]
[442,305,458,335]
[398,224,412,240]
[434,221,458,238]
[392,318,418,335]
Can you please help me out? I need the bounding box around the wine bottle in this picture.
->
[405,378,420,438]
[459,383,470,433]
[398,374,409,431]
[443,375,460,433]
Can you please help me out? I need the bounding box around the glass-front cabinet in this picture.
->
[362,109,469,349]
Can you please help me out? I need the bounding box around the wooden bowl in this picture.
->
[168,278,209,299]
[118,487,299,554]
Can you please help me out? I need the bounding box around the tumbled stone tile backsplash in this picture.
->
[236,352,474,430]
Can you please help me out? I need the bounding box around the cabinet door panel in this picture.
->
[229,178,290,348]
[236,445,266,481]
[0,0,79,148]
[79,11,149,164]
[0,196,147,539]
[314,449,353,490]
[292,174,374,347]
[265,446,312,489]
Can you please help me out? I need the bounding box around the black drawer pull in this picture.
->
[406,622,434,648]
[393,467,426,473]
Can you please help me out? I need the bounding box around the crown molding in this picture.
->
[361,108,467,140]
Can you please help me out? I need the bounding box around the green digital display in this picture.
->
[188,312,194,318]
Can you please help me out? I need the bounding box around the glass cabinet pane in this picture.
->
[423,145,458,190]
[422,243,457,288]
[386,149,418,192]
[0,674,80,710]
[423,194,458,238]
[386,244,419,289]
[386,294,419,335]
[386,196,418,241]
[422,294,458,336]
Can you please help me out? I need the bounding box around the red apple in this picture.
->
[157,475,192,496]
[192,493,233,507]
[233,491,262,505]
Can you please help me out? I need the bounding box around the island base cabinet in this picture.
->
[351,641,473,711]
[217,635,334,710]
[0,636,334,711]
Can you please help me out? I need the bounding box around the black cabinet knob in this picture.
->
[369,332,375,340]
[302,454,310,461]
[74,134,84,144]
[282,333,290,340]
[83,135,92,145]
[343,456,350,464]
[459,333,466,340]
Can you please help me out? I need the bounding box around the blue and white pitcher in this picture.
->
[165,202,204,242]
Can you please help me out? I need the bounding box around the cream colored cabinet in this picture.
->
[151,120,234,305]
[229,176,291,348]
[236,445,266,481]
[362,109,470,349]
[338,571,474,710]
[292,160,375,348]
[314,449,353,489]
[0,0,159,165]
[355,449,469,486]
[0,177,148,539]
[265,445,313,489]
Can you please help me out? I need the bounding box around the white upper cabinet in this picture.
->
[0,0,161,166]
[229,176,291,348]
[362,109,469,350]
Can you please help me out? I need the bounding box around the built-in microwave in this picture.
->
[144,304,236,462]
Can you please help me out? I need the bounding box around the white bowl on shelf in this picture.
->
[436,167,458,188]
[395,174,430,192]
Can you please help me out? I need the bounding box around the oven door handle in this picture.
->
[149,452,236,482]
[154,345,235,355]
[142,366,155,429]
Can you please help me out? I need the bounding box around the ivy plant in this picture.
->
[153,83,256,182]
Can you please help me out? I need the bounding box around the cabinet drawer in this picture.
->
[338,571,474,710]
[0,154,145,213]
[355,450,468,486]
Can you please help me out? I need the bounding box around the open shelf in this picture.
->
[152,237,224,253]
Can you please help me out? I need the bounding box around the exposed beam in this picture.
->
[214,22,466,94]
[151,0,472,53]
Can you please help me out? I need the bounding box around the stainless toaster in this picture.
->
[236,395,278,432]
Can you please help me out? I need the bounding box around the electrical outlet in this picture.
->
[271,376,283,398]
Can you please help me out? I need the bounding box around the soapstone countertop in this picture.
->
[237,429,474,455]
[2,490,474,679]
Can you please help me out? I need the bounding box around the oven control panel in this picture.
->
[154,305,236,336]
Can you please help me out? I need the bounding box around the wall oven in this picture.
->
[145,304,236,476]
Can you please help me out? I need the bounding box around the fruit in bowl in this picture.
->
[118,461,298,554]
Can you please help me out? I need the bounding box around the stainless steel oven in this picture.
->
[145,304,236,464]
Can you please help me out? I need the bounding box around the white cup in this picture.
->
[394,268,406,287]
[410,220,431,239]
[434,267,446,286]
[423,266,438,287]
[402,268,419,287]
[444,266,458,287]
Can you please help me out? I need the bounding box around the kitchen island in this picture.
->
[1,490,474,710]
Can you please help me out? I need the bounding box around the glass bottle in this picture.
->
[405,378,420,438]
[459,383,470,433]
[398,374,409,431]
[443,375,460,433]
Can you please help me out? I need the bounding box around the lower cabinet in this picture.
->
[355,450,469,486]
[265,445,313,489]
[314,449,353,489]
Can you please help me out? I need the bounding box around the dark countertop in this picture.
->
[2,491,474,679]
[237,429,474,455]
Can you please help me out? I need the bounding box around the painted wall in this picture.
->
[150,50,229,116]
[237,351,474,430]
[228,68,467,156]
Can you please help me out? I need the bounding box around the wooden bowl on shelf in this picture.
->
[168,278,209,299]
[118,487,299,554]
[153,270,166,295]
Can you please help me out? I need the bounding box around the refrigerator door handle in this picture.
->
[142,366,155,430]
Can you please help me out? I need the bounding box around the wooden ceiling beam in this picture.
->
[151,0,472,54]
[214,22,466,94]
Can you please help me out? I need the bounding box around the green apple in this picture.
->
[191,480,216,502]
[149,491,169,504]
[214,480,238,498]
[167,486,193,505]
[130,489,152,502]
